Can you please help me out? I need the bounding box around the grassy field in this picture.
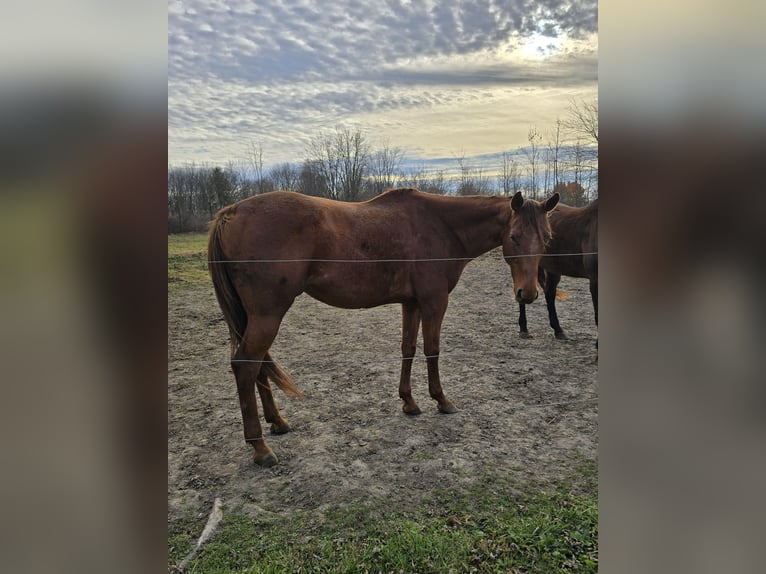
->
[168,465,597,573]
[168,232,209,290]
[168,232,598,573]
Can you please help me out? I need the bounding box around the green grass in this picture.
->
[168,232,209,290]
[168,464,597,573]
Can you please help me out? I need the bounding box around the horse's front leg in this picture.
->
[399,301,422,415]
[544,272,567,339]
[421,295,457,414]
[590,276,599,349]
[590,276,598,327]
[518,302,530,338]
[520,265,546,338]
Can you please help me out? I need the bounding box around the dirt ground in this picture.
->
[168,248,598,522]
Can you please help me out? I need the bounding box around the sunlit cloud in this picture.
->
[168,0,598,167]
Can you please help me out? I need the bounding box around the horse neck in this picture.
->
[432,195,509,257]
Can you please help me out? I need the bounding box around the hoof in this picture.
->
[554,332,568,340]
[438,402,458,414]
[520,332,532,339]
[270,421,291,435]
[403,404,422,416]
[254,451,278,468]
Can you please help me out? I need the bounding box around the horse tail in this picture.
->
[208,208,247,358]
[208,208,305,399]
[262,352,305,398]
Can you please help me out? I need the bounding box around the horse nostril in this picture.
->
[516,289,523,300]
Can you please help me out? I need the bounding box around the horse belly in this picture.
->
[543,255,588,279]
[304,264,412,309]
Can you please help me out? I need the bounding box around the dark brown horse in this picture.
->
[518,198,598,339]
[208,187,559,466]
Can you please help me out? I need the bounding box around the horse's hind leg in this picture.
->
[232,359,275,467]
[232,316,283,467]
[256,371,291,434]
[399,301,422,415]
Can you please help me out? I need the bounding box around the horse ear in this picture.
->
[510,191,524,211]
[545,192,560,212]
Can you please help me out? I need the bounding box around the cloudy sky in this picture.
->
[168,0,597,169]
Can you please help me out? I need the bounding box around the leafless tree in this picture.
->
[306,134,340,198]
[563,97,598,147]
[455,149,492,195]
[297,160,327,197]
[542,147,552,193]
[568,138,585,190]
[306,126,370,201]
[269,162,300,192]
[524,125,542,198]
[500,151,522,196]
[224,161,247,201]
[168,165,198,232]
[368,139,405,196]
[397,163,423,189]
[547,118,564,189]
[168,164,236,232]
[244,140,271,195]
[337,127,370,201]
[398,163,449,195]
[419,168,450,195]
[561,99,598,198]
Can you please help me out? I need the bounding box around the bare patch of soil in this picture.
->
[168,249,597,521]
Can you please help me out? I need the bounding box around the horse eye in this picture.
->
[510,234,520,246]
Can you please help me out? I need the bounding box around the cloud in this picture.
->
[170,0,596,82]
[375,48,597,87]
[169,0,598,165]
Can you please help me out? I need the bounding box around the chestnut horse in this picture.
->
[208,187,559,466]
[518,198,598,339]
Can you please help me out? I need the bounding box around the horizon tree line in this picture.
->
[169,99,598,233]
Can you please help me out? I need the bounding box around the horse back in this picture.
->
[542,200,598,279]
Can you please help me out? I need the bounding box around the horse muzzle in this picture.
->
[515,288,539,304]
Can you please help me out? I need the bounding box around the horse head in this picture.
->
[504,191,559,304]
